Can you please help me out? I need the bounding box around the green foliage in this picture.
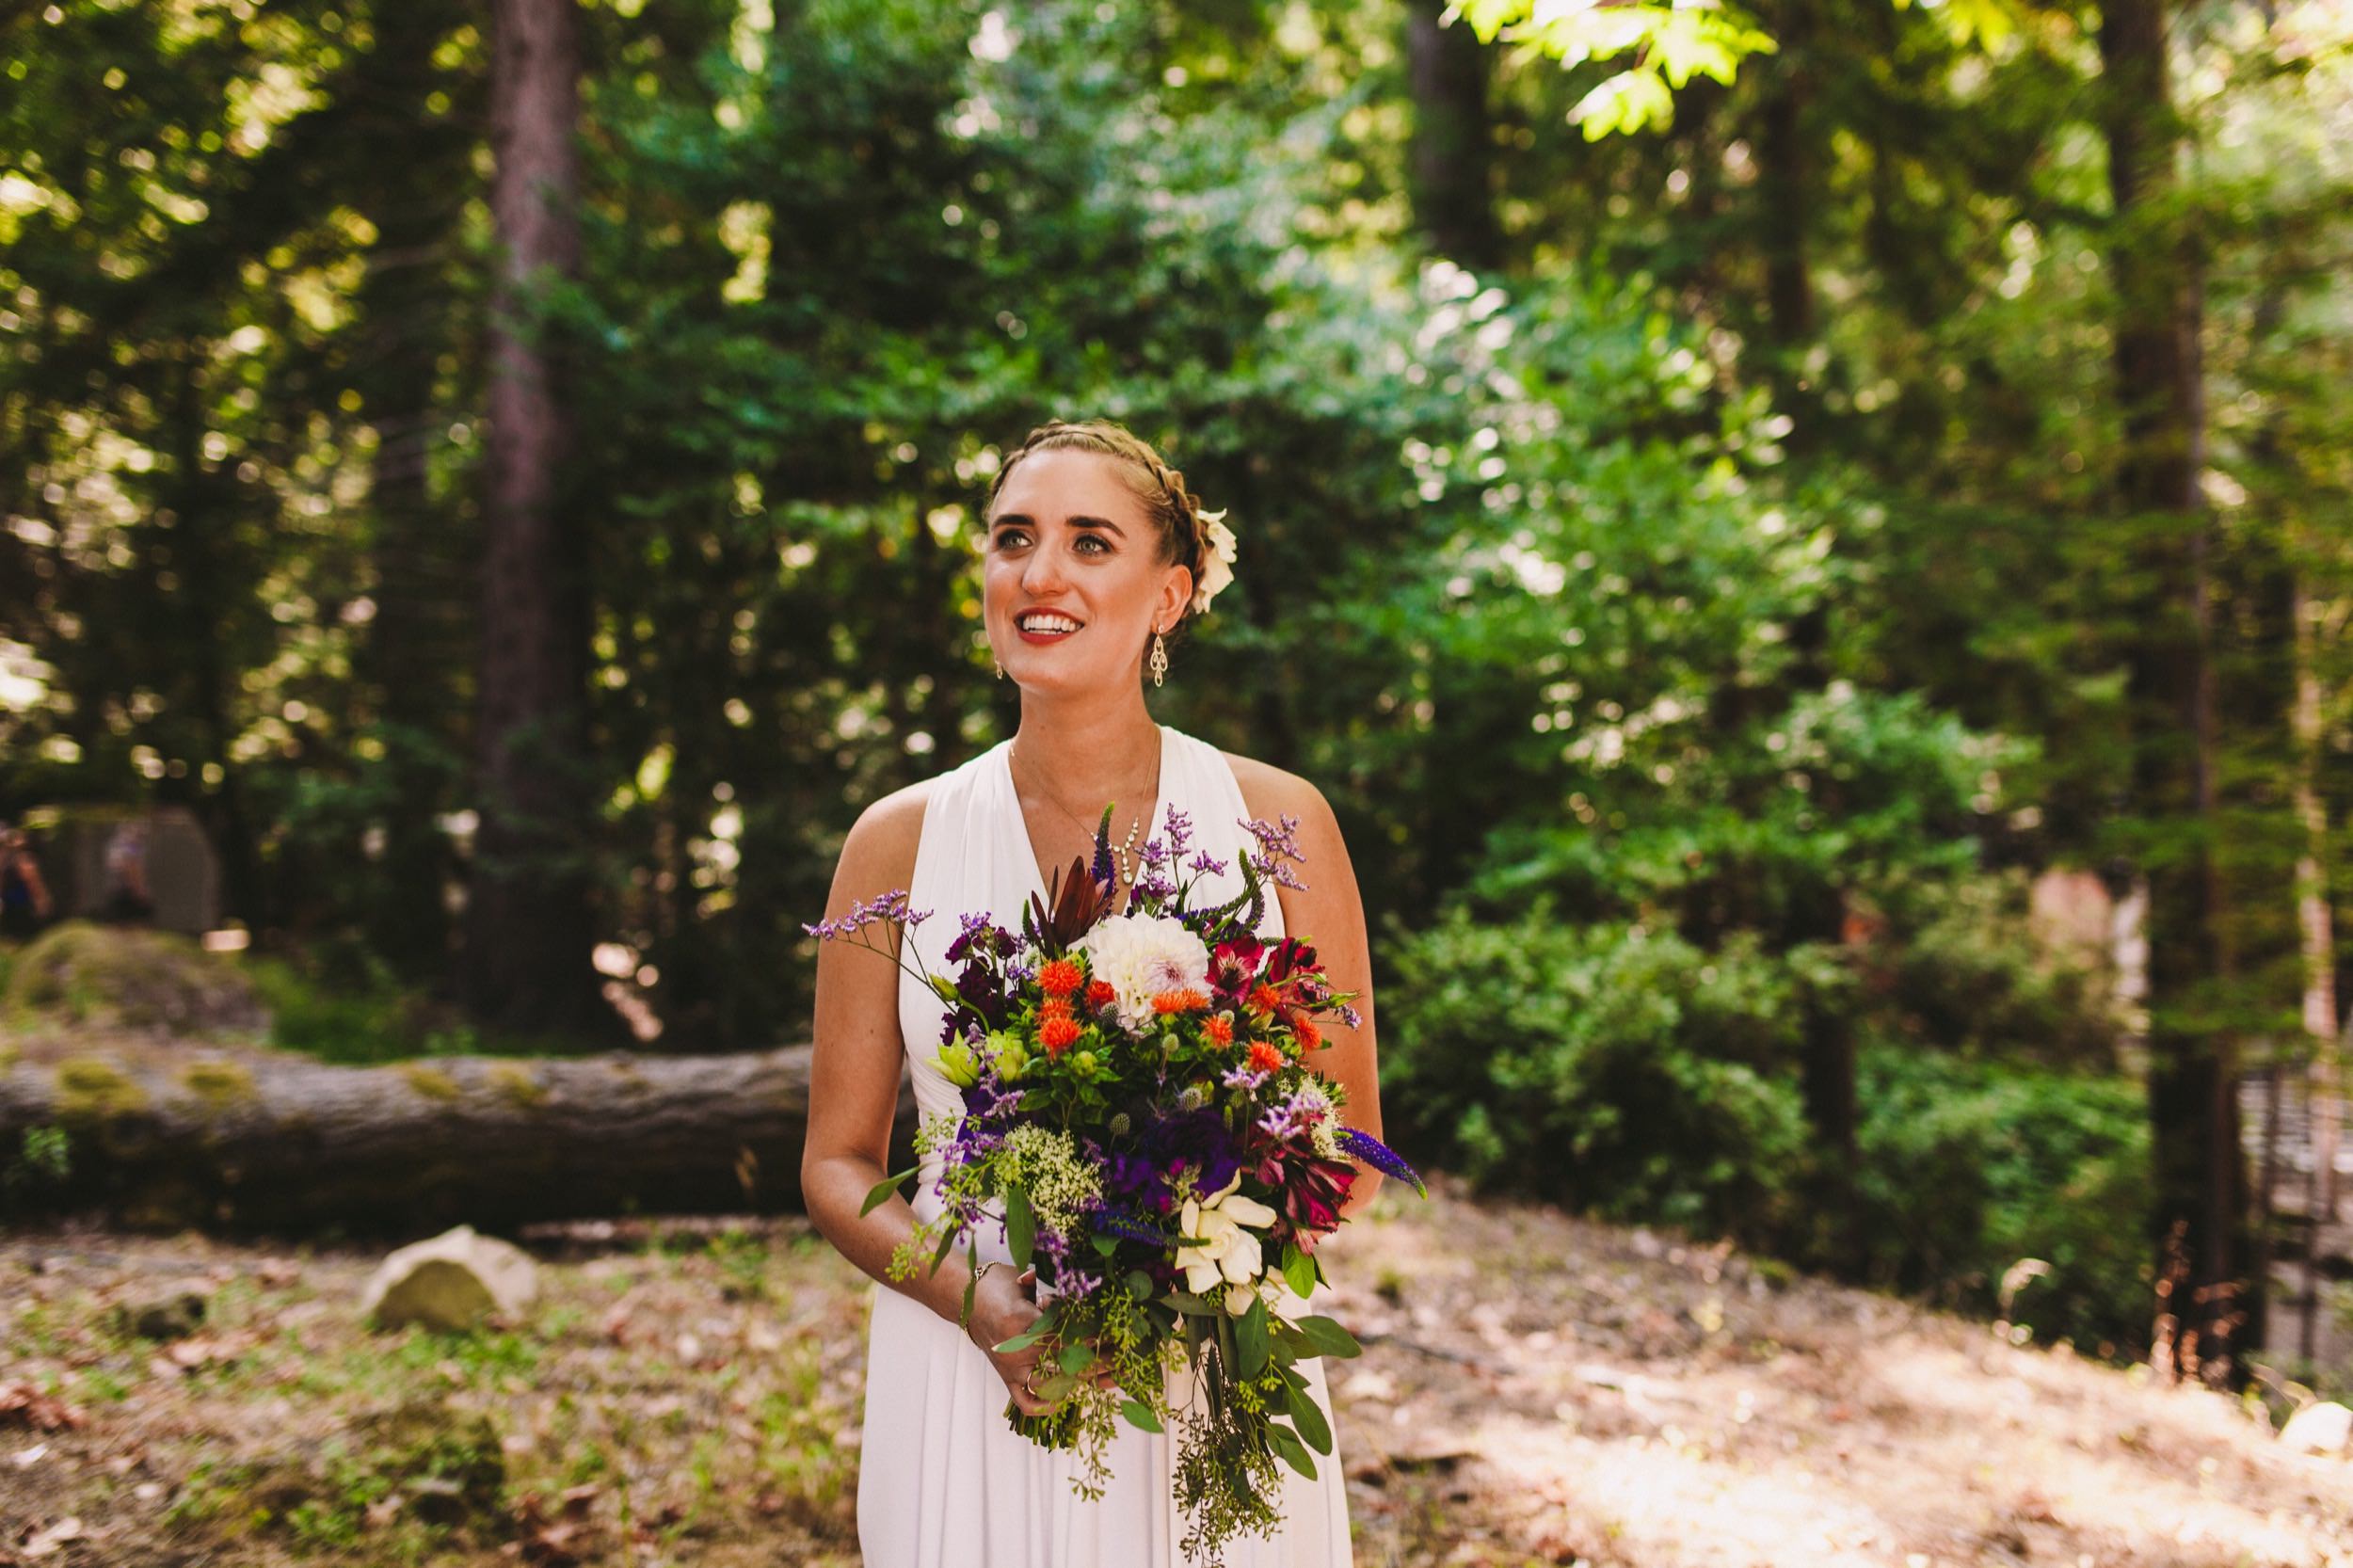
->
[1455,0,1778,138]
[1852,1041,2152,1355]
[2,1124,73,1209]
[1382,905,1816,1240]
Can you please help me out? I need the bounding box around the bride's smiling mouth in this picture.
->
[1015,608,1085,644]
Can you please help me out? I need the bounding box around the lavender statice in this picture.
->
[1239,812,1307,891]
[803,888,932,942]
[1161,806,1194,859]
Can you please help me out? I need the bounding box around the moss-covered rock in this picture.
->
[7,920,267,1035]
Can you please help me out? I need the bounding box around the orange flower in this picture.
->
[1151,987,1209,1016]
[1292,1016,1321,1051]
[1247,1040,1284,1073]
[1039,1016,1081,1054]
[1202,1015,1234,1048]
[1085,979,1117,1008]
[1040,997,1073,1024]
[1248,983,1280,1014]
[1038,958,1083,999]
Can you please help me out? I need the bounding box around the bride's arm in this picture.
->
[801,783,981,1323]
[1229,758,1387,1224]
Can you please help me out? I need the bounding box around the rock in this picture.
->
[6,920,265,1035]
[110,1287,207,1340]
[360,1224,538,1334]
[2280,1400,2352,1455]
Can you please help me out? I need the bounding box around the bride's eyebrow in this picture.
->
[992,512,1125,536]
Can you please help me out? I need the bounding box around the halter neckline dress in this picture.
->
[857,722,1355,1568]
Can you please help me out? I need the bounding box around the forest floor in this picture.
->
[6,1167,2352,1568]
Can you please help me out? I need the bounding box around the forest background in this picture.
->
[3,0,2351,1395]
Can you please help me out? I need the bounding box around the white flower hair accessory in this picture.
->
[1190,506,1238,616]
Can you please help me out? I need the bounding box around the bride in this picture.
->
[803,419,1385,1566]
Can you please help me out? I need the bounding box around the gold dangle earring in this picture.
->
[994,654,1006,680]
[1148,627,1169,688]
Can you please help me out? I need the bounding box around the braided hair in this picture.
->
[981,418,1223,648]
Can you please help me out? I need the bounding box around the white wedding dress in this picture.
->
[857,722,1355,1567]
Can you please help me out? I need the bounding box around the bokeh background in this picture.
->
[5,1,2353,1561]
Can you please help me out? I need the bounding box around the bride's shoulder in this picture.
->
[835,776,936,879]
[1217,749,1337,833]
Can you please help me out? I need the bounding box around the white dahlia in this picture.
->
[1074,911,1209,1033]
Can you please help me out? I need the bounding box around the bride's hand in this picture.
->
[968,1262,1061,1416]
[967,1263,1119,1414]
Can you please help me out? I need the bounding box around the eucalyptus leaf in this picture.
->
[860,1163,920,1216]
[1295,1314,1362,1360]
[1004,1186,1034,1269]
[1119,1398,1163,1433]
[1236,1295,1270,1380]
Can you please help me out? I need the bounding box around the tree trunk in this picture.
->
[466,0,607,1038]
[353,0,477,982]
[2100,0,2248,1390]
[1405,0,1503,273]
[1,1045,919,1239]
[2291,568,2340,1230]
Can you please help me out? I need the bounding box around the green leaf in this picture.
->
[1005,1186,1034,1269]
[1058,1340,1097,1376]
[1285,1379,1333,1454]
[1119,1398,1162,1433]
[1294,1315,1362,1360]
[1264,1420,1318,1480]
[1282,1242,1318,1301]
[1126,1270,1155,1300]
[1235,1296,1270,1380]
[860,1163,919,1216]
[929,1224,959,1273]
[990,1306,1057,1355]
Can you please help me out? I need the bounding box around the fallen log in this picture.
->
[0,1043,920,1239]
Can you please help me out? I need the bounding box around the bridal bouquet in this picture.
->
[808,803,1424,1564]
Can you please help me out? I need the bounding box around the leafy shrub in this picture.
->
[1865,864,2124,1072]
[1852,1038,2150,1354]
[1380,904,1816,1242]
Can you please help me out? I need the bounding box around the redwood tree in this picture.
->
[465,0,606,1038]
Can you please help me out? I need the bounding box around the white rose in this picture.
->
[1075,911,1209,1033]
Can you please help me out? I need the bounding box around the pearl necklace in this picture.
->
[1009,739,1157,891]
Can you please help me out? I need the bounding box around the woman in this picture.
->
[803,420,1385,1566]
[0,823,55,940]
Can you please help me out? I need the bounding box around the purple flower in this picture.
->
[1337,1125,1427,1196]
[804,888,932,940]
[1240,813,1308,891]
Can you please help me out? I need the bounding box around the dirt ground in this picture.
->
[5,1171,2352,1567]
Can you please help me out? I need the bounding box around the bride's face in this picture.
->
[984,449,1192,694]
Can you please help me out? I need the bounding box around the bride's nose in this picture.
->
[1018,540,1072,595]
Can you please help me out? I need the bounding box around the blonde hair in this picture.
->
[982,419,1223,644]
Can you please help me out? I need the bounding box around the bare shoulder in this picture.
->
[1220,750,1336,833]
[832,774,936,888]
